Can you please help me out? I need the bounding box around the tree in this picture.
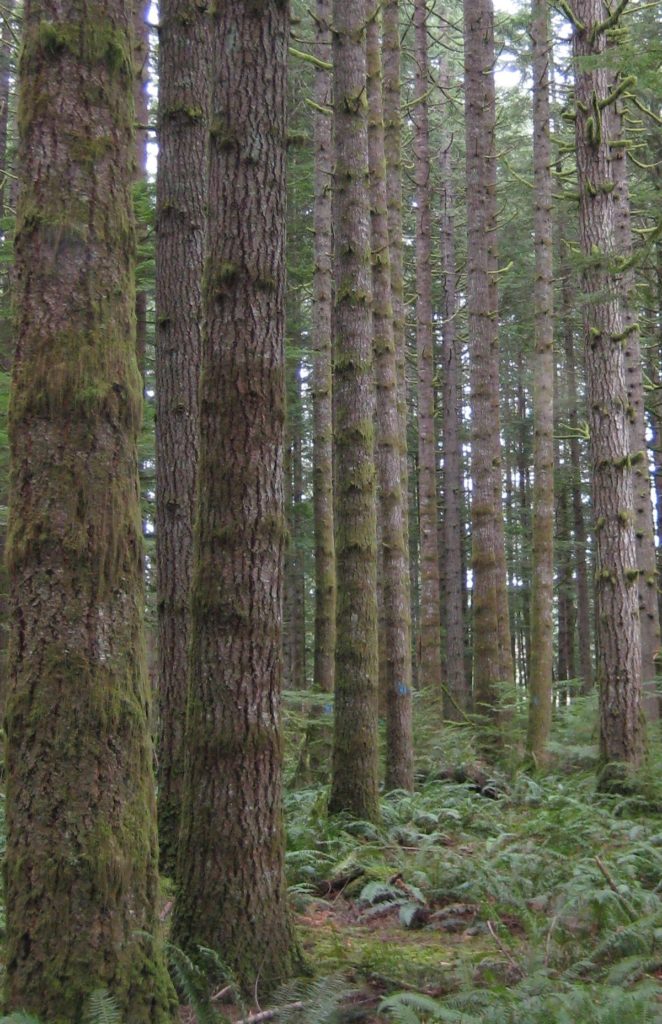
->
[155,0,208,874]
[311,0,335,701]
[328,0,380,821]
[5,0,175,1017]
[173,0,299,992]
[367,3,414,791]
[569,0,645,780]
[527,0,555,763]
[413,0,443,694]
[463,0,513,721]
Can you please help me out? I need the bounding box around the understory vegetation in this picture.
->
[3,693,661,1024]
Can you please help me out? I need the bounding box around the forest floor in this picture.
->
[182,693,662,1024]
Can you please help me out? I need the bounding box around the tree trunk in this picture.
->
[439,53,467,720]
[527,0,554,764]
[367,5,414,791]
[328,0,380,822]
[607,80,660,720]
[463,0,513,724]
[570,0,644,781]
[154,0,207,875]
[311,0,335,701]
[284,360,307,691]
[413,0,442,694]
[133,0,150,380]
[5,2,175,1018]
[173,0,299,993]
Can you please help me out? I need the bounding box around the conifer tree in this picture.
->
[5,0,175,1016]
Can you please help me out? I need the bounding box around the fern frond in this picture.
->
[84,990,122,1024]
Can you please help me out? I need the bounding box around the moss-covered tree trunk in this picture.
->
[328,0,380,822]
[463,0,513,721]
[312,0,335,701]
[413,0,442,695]
[155,0,208,875]
[133,0,149,378]
[5,2,176,1019]
[527,0,554,764]
[607,82,660,721]
[570,0,644,781]
[439,54,467,720]
[172,0,299,992]
[367,5,414,792]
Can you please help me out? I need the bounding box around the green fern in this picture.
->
[84,990,122,1024]
[165,942,228,1024]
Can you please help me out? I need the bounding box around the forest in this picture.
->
[0,0,660,1021]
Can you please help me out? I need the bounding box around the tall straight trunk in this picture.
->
[284,364,307,690]
[328,0,380,822]
[173,0,299,992]
[463,0,513,721]
[154,0,207,875]
[0,0,13,224]
[560,253,594,691]
[367,6,414,791]
[439,56,467,719]
[608,85,660,720]
[6,2,175,1018]
[0,0,13,716]
[413,0,442,694]
[570,0,644,780]
[133,0,149,378]
[311,0,335,699]
[527,0,554,763]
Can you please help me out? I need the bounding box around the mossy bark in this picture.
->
[527,0,554,765]
[463,0,514,726]
[367,5,414,792]
[439,55,468,720]
[328,0,380,822]
[570,0,644,778]
[311,0,335,704]
[172,0,300,994]
[5,2,176,1019]
[413,0,442,695]
[154,0,208,875]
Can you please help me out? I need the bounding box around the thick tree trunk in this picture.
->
[570,0,644,781]
[155,0,207,875]
[367,6,414,791]
[328,0,380,822]
[527,0,554,764]
[413,0,442,694]
[463,0,513,724]
[173,0,299,992]
[311,0,335,701]
[6,3,175,1018]
[608,85,660,720]
[439,56,467,720]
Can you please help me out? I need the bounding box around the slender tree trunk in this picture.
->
[6,2,175,1017]
[463,0,513,724]
[607,82,660,720]
[173,0,300,992]
[311,0,335,701]
[439,52,467,720]
[284,363,307,691]
[154,0,207,875]
[328,0,380,821]
[527,0,554,764]
[133,0,149,379]
[413,0,442,694]
[367,5,414,791]
[570,0,644,781]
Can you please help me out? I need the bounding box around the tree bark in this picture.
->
[311,0,335,701]
[6,2,175,1017]
[413,0,442,695]
[173,0,299,992]
[155,0,207,875]
[570,0,644,781]
[367,5,414,791]
[527,0,554,764]
[439,53,467,719]
[463,0,513,725]
[328,0,380,822]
